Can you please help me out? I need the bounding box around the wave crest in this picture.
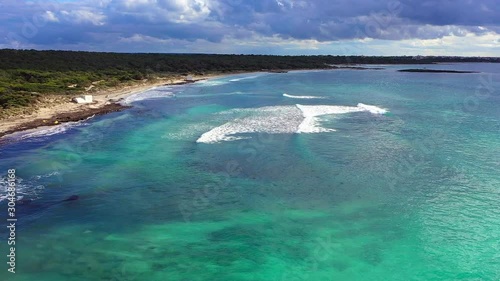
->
[197,103,389,143]
[283,93,324,99]
[357,103,388,114]
[121,87,175,104]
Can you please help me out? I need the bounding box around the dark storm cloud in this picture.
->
[399,0,500,26]
[0,0,498,50]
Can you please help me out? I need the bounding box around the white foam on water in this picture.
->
[289,69,325,74]
[296,104,363,133]
[196,103,389,143]
[19,124,74,139]
[162,122,215,141]
[297,116,336,133]
[296,103,388,133]
[296,104,365,117]
[178,91,244,98]
[194,79,229,87]
[283,93,325,99]
[196,106,303,143]
[0,174,47,202]
[357,103,388,114]
[32,171,60,180]
[6,118,90,142]
[122,87,175,104]
[229,75,262,82]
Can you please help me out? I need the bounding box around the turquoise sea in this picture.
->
[1,63,499,280]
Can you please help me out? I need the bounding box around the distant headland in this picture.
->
[398,69,479,73]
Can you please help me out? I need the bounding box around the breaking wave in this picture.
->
[283,93,325,99]
[4,118,92,142]
[0,172,54,202]
[121,87,175,104]
[196,103,388,143]
[229,75,263,82]
[194,80,229,87]
[357,103,388,114]
[196,106,303,143]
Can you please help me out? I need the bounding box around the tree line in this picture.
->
[0,49,498,109]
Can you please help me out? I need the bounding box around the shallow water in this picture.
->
[1,64,499,280]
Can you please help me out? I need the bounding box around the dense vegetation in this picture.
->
[0,49,498,110]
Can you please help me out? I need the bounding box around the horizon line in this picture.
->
[2,48,500,59]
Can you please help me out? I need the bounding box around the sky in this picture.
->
[1,0,499,56]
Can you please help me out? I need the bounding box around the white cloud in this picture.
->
[116,0,213,24]
[233,34,330,50]
[160,0,212,23]
[355,31,500,56]
[43,11,59,22]
[119,33,170,43]
[122,0,157,8]
[410,31,500,50]
[60,10,106,26]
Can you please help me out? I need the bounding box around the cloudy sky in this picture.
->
[1,0,499,55]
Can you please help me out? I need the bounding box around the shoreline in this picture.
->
[0,103,130,139]
[0,71,266,140]
[0,67,369,141]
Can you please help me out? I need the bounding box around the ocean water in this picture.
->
[1,64,499,281]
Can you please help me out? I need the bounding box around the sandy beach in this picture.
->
[0,74,222,139]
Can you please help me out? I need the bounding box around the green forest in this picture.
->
[0,49,498,110]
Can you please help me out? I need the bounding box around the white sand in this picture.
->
[0,75,218,135]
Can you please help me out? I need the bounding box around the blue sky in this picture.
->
[1,0,499,55]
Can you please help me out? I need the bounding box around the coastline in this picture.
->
[0,73,234,140]
[0,67,347,140]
